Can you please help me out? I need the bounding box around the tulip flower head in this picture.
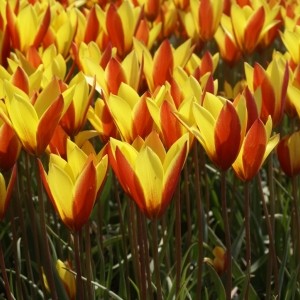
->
[232,117,279,181]
[277,131,300,177]
[109,132,189,219]
[178,93,243,171]
[245,58,289,127]
[1,78,75,156]
[39,140,108,231]
[43,259,76,300]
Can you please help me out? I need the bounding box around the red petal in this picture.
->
[11,66,29,94]
[36,95,64,156]
[106,4,125,57]
[84,6,99,43]
[161,101,182,148]
[215,101,241,170]
[106,58,126,94]
[153,39,173,88]
[33,5,50,48]
[244,6,265,53]
[160,142,187,218]
[199,0,214,40]
[73,159,97,231]
[241,119,266,180]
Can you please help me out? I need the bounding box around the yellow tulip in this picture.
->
[109,132,189,219]
[39,140,108,231]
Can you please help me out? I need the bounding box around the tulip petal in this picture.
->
[215,101,241,170]
[8,93,38,154]
[48,163,74,228]
[135,147,164,217]
[73,160,97,231]
[36,95,64,155]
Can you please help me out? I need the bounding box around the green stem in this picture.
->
[85,223,94,300]
[136,207,147,299]
[74,230,84,300]
[36,158,58,300]
[291,176,300,281]
[152,219,162,300]
[244,181,251,300]
[9,208,23,299]
[193,144,204,297]
[141,214,153,298]
[115,183,131,299]
[221,171,232,300]
[175,184,182,295]
[257,173,279,298]
[0,239,13,300]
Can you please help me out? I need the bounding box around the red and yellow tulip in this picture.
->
[1,77,74,156]
[232,117,279,181]
[245,57,289,127]
[106,83,153,142]
[39,140,108,231]
[179,93,243,170]
[109,132,189,219]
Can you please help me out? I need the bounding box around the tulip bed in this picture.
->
[1,0,300,299]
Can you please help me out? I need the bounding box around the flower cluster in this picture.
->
[0,0,300,298]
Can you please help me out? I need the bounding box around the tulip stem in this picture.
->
[136,207,147,299]
[36,158,58,300]
[85,223,94,300]
[291,176,300,278]
[175,184,182,295]
[221,171,232,300]
[152,219,162,300]
[257,173,279,297]
[244,181,251,300]
[74,230,84,300]
[0,239,13,300]
[193,144,204,297]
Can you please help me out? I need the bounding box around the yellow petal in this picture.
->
[48,163,74,222]
[8,94,38,150]
[135,147,163,213]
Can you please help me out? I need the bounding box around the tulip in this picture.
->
[180,0,223,42]
[39,140,108,231]
[106,83,153,143]
[245,57,289,127]
[6,2,50,53]
[109,132,189,219]
[1,78,74,156]
[277,131,300,177]
[134,38,193,92]
[59,72,95,137]
[87,98,119,142]
[43,259,76,300]
[230,3,280,54]
[83,50,141,97]
[146,83,195,148]
[43,3,77,57]
[179,93,243,170]
[232,117,279,181]
[98,1,141,58]
[215,15,242,65]
[135,18,162,50]
[0,165,17,220]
